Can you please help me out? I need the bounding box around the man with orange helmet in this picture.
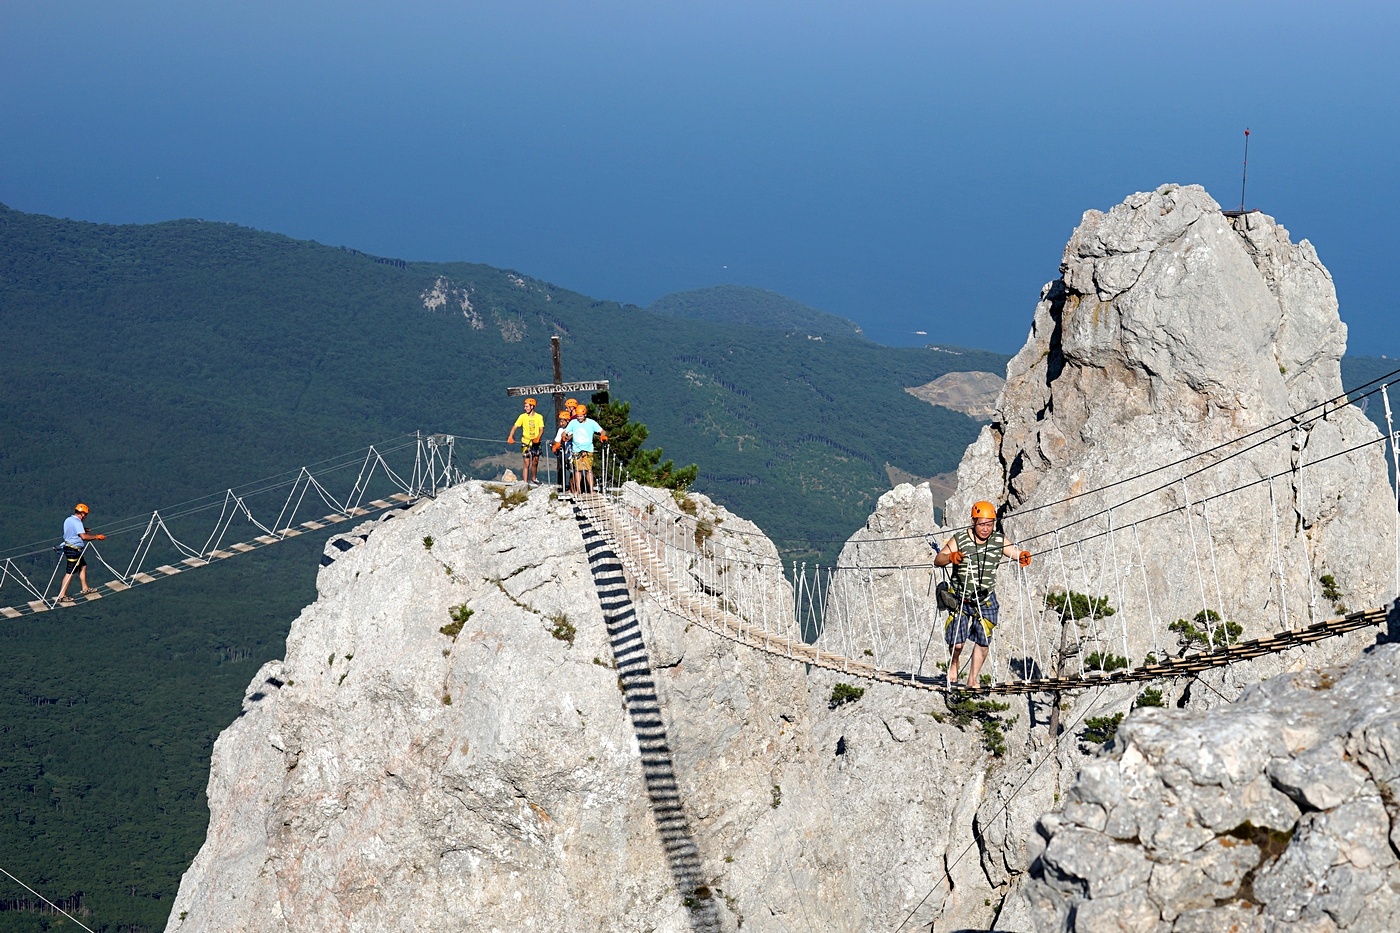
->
[506,397,546,486]
[933,500,1031,688]
[562,403,607,493]
[55,503,105,605]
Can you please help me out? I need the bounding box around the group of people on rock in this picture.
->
[506,396,607,493]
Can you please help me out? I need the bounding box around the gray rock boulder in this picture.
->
[1019,640,1400,931]
[946,185,1393,683]
[166,482,863,932]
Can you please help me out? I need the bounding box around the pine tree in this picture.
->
[592,394,698,491]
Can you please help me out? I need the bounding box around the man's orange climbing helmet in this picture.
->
[564,398,578,408]
[971,501,997,521]
[74,503,89,515]
[574,404,587,416]
[524,397,537,406]
[557,409,571,420]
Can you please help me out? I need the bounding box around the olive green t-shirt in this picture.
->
[951,527,1005,597]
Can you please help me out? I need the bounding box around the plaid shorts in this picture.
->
[63,546,87,574]
[944,592,998,647]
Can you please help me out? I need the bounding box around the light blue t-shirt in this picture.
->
[63,514,87,548]
[565,418,604,454]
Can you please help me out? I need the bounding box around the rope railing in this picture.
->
[4,381,1394,695]
[573,458,1396,695]
[0,433,460,619]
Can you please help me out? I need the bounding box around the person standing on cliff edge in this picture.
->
[933,500,1031,688]
[506,397,545,487]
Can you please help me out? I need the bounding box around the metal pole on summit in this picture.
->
[551,336,564,421]
[552,337,564,490]
[1239,127,1250,213]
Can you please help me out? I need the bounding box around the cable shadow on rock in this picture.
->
[576,508,722,932]
[1009,655,1050,728]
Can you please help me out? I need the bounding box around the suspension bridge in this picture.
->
[4,373,1400,697]
[571,490,1390,697]
[568,370,1400,695]
[0,433,461,618]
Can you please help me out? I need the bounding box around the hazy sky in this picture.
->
[3,1,1397,354]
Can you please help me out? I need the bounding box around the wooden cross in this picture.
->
[505,336,609,418]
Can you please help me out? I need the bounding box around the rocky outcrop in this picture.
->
[857,189,1393,707]
[905,371,1006,420]
[1017,639,1400,931]
[945,185,1394,686]
[166,482,1022,932]
[168,483,858,931]
[817,185,1398,927]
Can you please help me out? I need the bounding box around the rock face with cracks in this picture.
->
[814,184,1400,929]
[948,186,1392,668]
[165,482,855,932]
[166,482,1024,932]
[167,185,1400,932]
[1018,641,1400,932]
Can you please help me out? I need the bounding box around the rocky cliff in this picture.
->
[168,186,1400,932]
[817,184,1399,929]
[949,185,1393,674]
[166,483,1018,932]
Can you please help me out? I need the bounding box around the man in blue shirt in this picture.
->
[56,503,105,605]
[563,404,607,493]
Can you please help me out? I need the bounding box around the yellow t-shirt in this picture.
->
[513,412,545,444]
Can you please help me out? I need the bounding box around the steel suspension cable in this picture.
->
[1023,430,1399,559]
[0,865,97,933]
[1384,385,1400,599]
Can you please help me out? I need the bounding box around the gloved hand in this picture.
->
[1019,550,1031,567]
[599,433,608,443]
[96,534,106,541]
[552,442,561,453]
[506,437,516,445]
[948,550,964,565]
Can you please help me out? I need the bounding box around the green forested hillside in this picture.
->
[647,284,864,338]
[0,204,1006,558]
[0,203,1008,930]
[0,546,317,931]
